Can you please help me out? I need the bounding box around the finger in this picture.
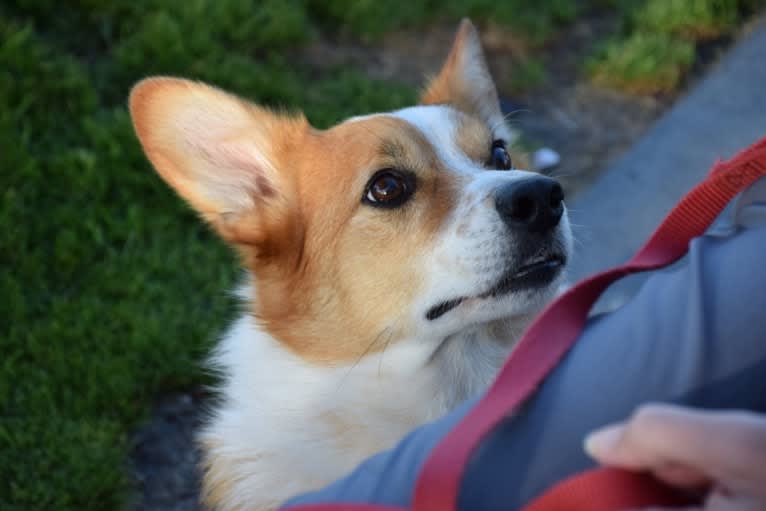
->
[705,489,765,511]
[627,507,703,511]
[584,404,766,497]
[584,423,713,489]
[631,493,763,511]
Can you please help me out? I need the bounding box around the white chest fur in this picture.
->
[199,294,529,511]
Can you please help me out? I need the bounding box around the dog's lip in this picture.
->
[425,253,566,321]
[425,297,465,321]
[479,253,566,299]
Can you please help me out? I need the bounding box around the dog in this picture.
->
[129,19,571,511]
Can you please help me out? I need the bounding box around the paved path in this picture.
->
[567,16,766,305]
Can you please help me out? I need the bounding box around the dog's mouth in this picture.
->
[425,253,566,321]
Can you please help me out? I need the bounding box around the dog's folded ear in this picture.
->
[129,78,303,247]
[421,19,503,128]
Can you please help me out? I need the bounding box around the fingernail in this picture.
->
[584,423,625,458]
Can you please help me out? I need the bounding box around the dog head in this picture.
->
[129,19,571,366]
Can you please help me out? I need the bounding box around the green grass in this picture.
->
[504,57,548,95]
[307,0,580,44]
[587,0,764,94]
[589,32,696,94]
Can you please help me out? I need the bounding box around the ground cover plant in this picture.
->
[588,0,764,93]
[1,1,761,509]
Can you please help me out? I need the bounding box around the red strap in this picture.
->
[413,135,766,511]
[522,468,692,511]
[283,507,402,511]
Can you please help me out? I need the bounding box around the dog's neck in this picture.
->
[227,282,532,412]
[426,316,532,410]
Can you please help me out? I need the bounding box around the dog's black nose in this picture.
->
[495,176,564,233]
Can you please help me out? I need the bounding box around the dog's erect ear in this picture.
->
[421,19,503,127]
[129,78,302,247]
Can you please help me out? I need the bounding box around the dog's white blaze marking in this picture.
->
[391,105,477,175]
[389,105,530,193]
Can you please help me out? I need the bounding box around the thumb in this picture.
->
[584,404,766,498]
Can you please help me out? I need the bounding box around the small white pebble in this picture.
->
[533,147,561,172]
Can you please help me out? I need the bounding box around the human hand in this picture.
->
[584,404,766,511]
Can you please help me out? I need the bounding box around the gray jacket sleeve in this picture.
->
[284,178,766,510]
[461,178,766,510]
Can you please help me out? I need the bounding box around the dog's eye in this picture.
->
[363,170,414,208]
[488,140,512,170]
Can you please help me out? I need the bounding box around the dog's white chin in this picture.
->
[479,279,563,320]
[434,271,566,336]
[423,277,567,408]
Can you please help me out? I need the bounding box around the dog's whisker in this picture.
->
[501,109,531,122]
[338,327,391,389]
[546,169,577,180]
[490,111,528,135]
[359,123,389,146]
[377,329,395,378]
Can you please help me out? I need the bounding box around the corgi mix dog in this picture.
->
[130,19,571,511]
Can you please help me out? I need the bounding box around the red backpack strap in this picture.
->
[413,135,766,511]
[522,468,691,511]
[285,507,403,511]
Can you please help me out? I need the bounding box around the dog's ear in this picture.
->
[129,78,303,248]
[421,19,503,127]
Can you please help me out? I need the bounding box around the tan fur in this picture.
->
[421,19,501,124]
[422,21,528,167]
[251,116,460,363]
[201,439,274,511]
[454,110,493,163]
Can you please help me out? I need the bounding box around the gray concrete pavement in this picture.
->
[567,16,766,304]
